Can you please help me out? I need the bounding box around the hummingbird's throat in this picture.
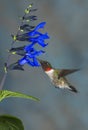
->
[45,67,52,71]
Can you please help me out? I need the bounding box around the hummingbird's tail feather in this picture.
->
[69,85,78,93]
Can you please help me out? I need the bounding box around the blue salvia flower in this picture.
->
[9,44,45,57]
[12,22,49,43]
[26,48,45,58]
[9,45,45,69]
[18,56,39,67]
[19,48,45,67]
[6,4,49,70]
[30,33,49,47]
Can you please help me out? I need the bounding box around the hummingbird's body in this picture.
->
[39,59,79,93]
[45,69,75,90]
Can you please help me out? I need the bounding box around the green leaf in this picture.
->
[0,115,24,130]
[0,90,40,102]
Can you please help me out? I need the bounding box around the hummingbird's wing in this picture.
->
[58,69,80,78]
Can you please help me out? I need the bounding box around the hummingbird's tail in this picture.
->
[69,85,78,93]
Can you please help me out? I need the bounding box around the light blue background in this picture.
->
[0,0,88,130]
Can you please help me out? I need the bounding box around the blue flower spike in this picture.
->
[7,4,50,70]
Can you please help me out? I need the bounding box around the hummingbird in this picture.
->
[39,59,79,93]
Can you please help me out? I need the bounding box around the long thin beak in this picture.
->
[37,58,43,63]
[37,59,44,66]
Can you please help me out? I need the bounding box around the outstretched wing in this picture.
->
[58,69,80,78]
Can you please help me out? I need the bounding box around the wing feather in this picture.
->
[58,69,80,78]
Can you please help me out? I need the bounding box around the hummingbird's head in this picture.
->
[39,59,52,71]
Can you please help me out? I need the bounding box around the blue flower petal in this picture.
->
[32,57,40,66]
[19,57,27,65]
[30,37,48,47]
[24,44,35,52]
[35,22,46,30]
[41,33,50,39]
[26,50,45,58]
[18,50,42,67]
[26,58,35,66]
[31,50,45,56]
[28,22,46,36]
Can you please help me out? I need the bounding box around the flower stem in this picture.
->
[0,73,7,90]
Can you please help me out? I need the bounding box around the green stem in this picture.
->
[0,73,7,90]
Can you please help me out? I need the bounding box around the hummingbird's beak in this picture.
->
[38,59,43,64]
[37,59,44,66]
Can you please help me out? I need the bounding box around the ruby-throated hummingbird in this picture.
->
[39,59,79,93]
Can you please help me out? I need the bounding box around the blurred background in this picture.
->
[0,0,88,130]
